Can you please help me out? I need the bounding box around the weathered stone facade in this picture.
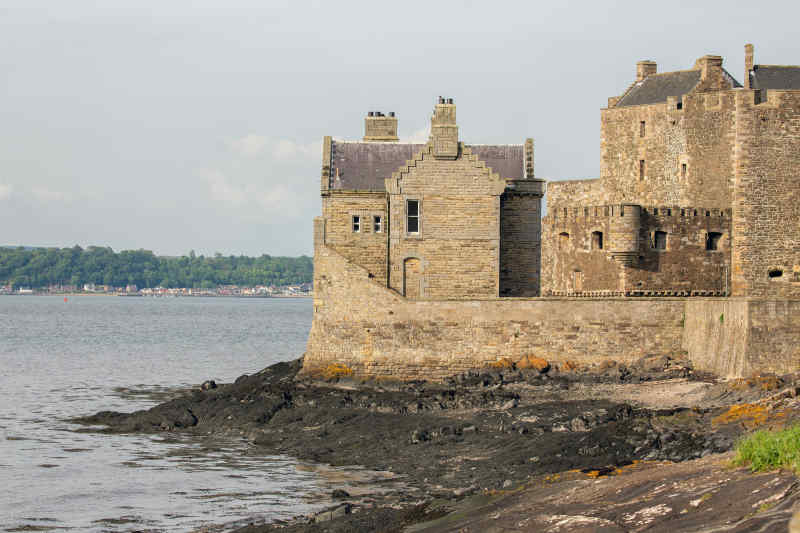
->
[545,45,800,298]
[305,45,800,381]
[318,97,544,300]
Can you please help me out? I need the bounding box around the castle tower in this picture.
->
[608,204,641,267]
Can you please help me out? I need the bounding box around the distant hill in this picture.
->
[0,246,312,289]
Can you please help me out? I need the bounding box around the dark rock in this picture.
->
[201,380,217,390]
[331,489,350,500]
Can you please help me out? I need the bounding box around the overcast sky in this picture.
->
[0,1,797,256]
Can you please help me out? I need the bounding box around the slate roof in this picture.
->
[328,141,525,191]
[615,68,742,107]
[750,65,800,91]
[616,70,701,107]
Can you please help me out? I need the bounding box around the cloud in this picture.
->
[30,186,72,203]
[401,126,430,143]
[271,139,319,161]
[0,183,12,200]
[201,169,295,214]
[227,135,319,161]
[203,170,248,207]
[227,134,269,157]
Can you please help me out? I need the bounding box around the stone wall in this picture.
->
[541,205,731,295]
[684,299,800,377]
[546,179,605,209]
[386,144,507,299]
[321,191,388,284]
[305,243,686,380]
[599,94,736,208]
[731,90,800,298]
[306,243,798,381]
[500,192,541,296]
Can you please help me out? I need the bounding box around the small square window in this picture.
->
[352,215,360,233]
[591,231,603,250]
[653,231,667,250]
[706,232,722,251]
[373,215,382,233]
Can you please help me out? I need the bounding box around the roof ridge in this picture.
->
[642,68,701,78]
[755,64,800,69]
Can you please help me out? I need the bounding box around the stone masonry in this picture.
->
[304,45,800,381]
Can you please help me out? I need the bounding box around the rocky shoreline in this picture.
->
[74,356,800,532]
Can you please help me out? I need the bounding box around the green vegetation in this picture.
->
[0,246,312,289]
[733,425,800,474]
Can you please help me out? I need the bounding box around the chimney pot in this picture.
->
[363,107,398,142]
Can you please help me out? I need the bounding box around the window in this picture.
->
[591,231,603,250]
[406,200,419,234]
[681,163,687,179]
[373,215,382,233]
[769,269,784,279]
[653,231,667,250]
[639,160,645,180]
[640,121,646,137]
[352,215,360,232]
[677,102,683,110]
[558,232,570,250]
[706,232,722,251]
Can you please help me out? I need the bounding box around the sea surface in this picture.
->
[0,295,355,532]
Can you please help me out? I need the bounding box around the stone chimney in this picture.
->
[694,55,723,81]
[430,96,458,159]
[744,43,754,89]
[636,61,657,81]
[363,111,399,142]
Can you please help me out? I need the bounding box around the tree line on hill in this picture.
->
[0,246,312,289]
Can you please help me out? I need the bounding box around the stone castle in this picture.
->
[303,45,800,380]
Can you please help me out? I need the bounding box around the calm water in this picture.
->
[0,296,354,532]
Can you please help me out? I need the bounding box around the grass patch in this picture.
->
[733,425,800,474]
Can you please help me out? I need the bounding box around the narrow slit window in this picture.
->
[406,200,419,234]
[558,232,570,250]
[373,215,382,233]
[640,121,646,137]
[706,232,722,251]
[352,215,360,233]
[639,160,645,180]
[653,231,667,250]
[591,231,603,250]
[681,163,687,178]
